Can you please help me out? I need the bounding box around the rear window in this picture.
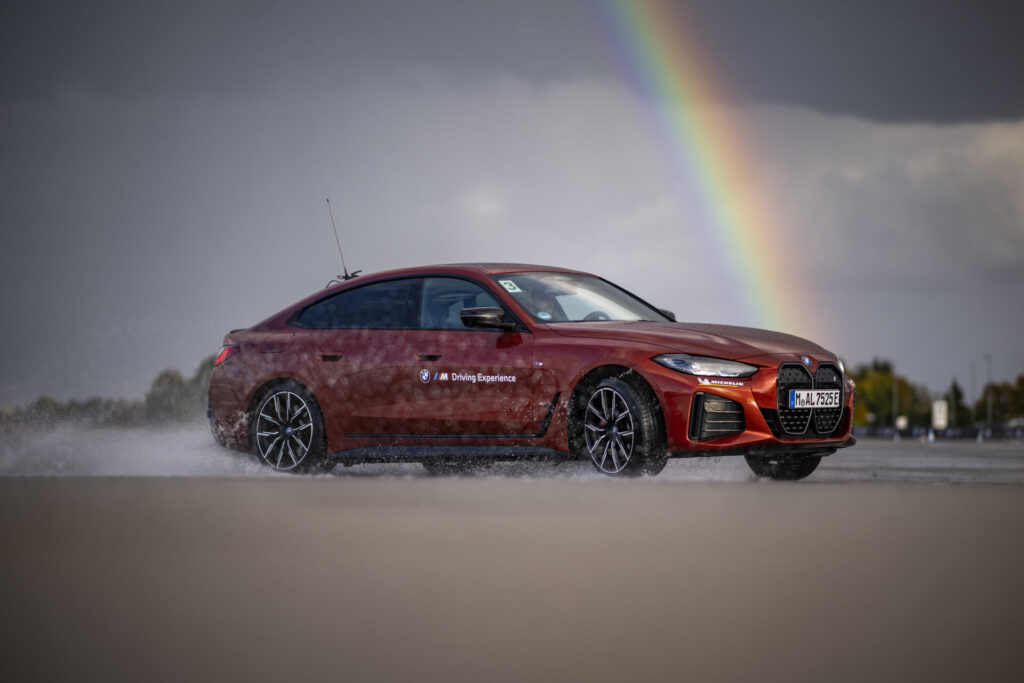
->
[295,278,419,329]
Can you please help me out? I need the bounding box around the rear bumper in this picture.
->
[208,365,251,452]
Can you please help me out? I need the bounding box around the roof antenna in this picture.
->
[325,198,361,286]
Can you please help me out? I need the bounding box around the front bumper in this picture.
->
[670,435,857,459]
[642,356,857,458]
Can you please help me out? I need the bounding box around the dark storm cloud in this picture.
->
[0,1,605,101]
[1,1,1023,407]
[688,1,1024,123]
[3,1,1024,121]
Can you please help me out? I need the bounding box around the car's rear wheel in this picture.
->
[580,378,667,477]
[744,454,821,481]
[251,382,329,474]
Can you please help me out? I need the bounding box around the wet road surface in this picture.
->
[1,425,1022,482]
[1,428,1022,681]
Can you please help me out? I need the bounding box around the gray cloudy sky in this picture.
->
[2,0,1023,407]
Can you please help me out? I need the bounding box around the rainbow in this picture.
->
[595,0,811,337]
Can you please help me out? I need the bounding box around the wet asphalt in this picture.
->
[1,429,1022,682]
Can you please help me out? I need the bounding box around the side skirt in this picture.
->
[344,392,562,441]
[328,444,568,466]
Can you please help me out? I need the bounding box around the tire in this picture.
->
[744,454,821,481]
[250,381,329,474]
[577,377,667,477]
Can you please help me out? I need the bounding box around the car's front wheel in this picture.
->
[579,378,667,477]
[744,454,821,481]
[251,382,329,474]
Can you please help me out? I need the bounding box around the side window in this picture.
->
[420,277,501,330]
[296,278,419,329]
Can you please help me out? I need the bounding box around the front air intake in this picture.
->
[689,393,745,441]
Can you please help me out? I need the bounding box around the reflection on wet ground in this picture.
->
[1,426,1022,483]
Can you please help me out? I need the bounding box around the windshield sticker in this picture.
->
[697,377,745,387]
[537,311,552,320]
[498,280,522,293]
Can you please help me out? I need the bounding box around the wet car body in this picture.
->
[209,263,855,479]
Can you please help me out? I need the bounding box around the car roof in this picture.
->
[444,263,590,275]
[372,263,592,277]
[325,262,592,284]
[249,263,594,330]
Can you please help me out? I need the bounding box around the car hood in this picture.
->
[545,321,829,360]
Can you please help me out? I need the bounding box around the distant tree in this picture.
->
[1014,375,1024,417]
[11,354,221,428]
[142,354,217,424]
[144,370,193,423]
[851,358,931,428]
[973,375,1024,425]
[106,399,144,427]
[189,354,217,415]
[26,395,66,423]
[851,360,895,427]
[946,379,971,427]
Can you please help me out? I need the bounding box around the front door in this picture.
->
[399,277,545,436]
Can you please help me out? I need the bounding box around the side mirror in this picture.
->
[460,307,517,330]
[659,308,677,322]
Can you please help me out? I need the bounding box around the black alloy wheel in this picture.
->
[580,377,667,477]
[252,381,329,473]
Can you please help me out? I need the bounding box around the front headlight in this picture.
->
[653,354,757,378]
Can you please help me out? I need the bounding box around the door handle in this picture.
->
[319,354,343,362]
[417,354,442,361]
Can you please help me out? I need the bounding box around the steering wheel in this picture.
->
[583,310,611,321]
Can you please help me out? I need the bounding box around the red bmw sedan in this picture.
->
[209,263,855,479]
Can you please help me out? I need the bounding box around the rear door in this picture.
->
[295,278,420,436]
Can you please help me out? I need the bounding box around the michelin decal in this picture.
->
[697,377,745,388]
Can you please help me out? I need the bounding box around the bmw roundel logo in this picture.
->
[800,355,813,367]
[420,369,431,383]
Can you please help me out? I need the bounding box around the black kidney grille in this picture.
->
[776,363,844,436]
[777,365,813,434]
[689,393,745,441]
[814,364,844,433]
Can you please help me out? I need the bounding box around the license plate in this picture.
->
[788,389,841,409]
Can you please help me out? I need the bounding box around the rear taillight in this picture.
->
[214,344,239,366]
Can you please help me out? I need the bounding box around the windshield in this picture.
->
[491,272,669,323]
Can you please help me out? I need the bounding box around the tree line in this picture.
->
[1,355,216,428]
[850,358,1024,429]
